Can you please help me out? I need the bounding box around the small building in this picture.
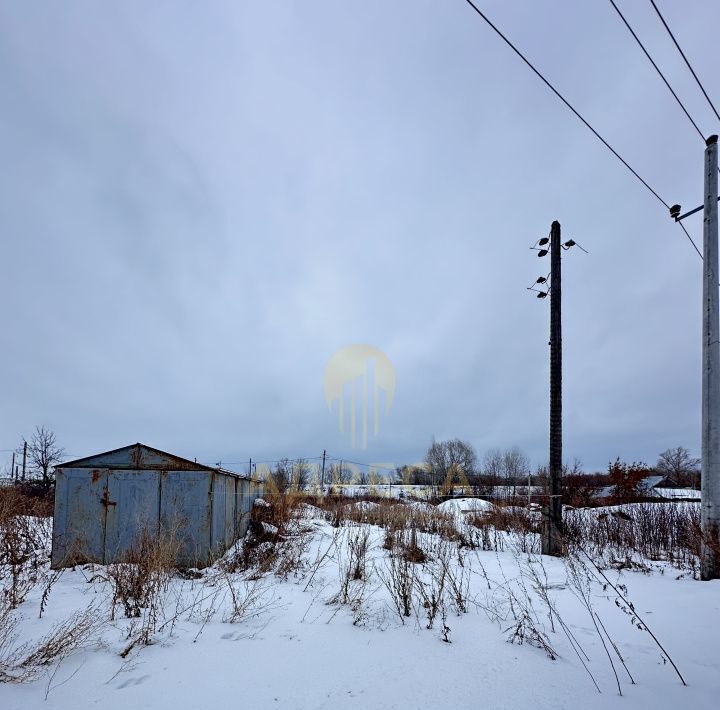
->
[595,474,696,502]
[51,443,263,569]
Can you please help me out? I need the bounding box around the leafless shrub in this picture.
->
[258,484,310,532]
[563,503,701,571]
[564,553,633,695]
[314,497,474,546]
[329,527,372,607]
[378,551,415,622]
[398,527,427,564]
[474,550,559,662]
[0,485,53,519]
[504,609,557,660]
[105,527,179,621]
[440,606,452,643]
[38,568,63,619]
[225,490,317,579]
[99,525,182,657]
[222,576,277,624]
[347,527,370,581]
[274,533,310,581]
[413,563,446,629]
[0,604,102,683]
[0,493,54,611]
[467,506,539,553]
[438,544,471,614]
[302,527,342,593]
[571,547,687,686]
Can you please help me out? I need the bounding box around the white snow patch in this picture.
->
[260,522,279,536]
[437,497,495,516]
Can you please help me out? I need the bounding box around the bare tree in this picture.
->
[27,425,64,490]
[329,462,353,485]
[396,464,430,485]
[268,458,291,495]
[291,458,310,491]
[425,438,477,491]
[481,448,504,491]
[656,446,700,488]
[502,446,530,498]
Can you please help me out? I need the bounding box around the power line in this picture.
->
[460,0,703,259]
[461,0,669,210]
[205,455,324,467]
[608,0,704,141]
[326,455,396,470]
[648,0,720,124]
[677,220,703,259]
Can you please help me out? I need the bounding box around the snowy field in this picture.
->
[1,502,718,710]
[316,484,544,500]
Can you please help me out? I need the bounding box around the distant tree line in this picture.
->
[258,439,702,505]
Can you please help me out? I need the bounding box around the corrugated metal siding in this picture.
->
[52,445,262,569]
[105,469,159,562]
[210,472,225,556]
[159,470,212,567]
[52,468,107,566]
[224,477,236,549]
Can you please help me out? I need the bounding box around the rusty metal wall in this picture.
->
[52,460,262,569]
[209,472,227,557]
[52,468,107,566]
[105,469,159,561]
[224,477,236,549]
[159,470,212,567]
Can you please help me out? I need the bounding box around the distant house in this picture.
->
[597,474,699,502]
[51,443,263,569]
[638,474,669,495]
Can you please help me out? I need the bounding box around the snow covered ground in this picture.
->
[1,504,718,710]
[436,497,495,518]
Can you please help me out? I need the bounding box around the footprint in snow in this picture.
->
[221,631,243,641]
[117,675,150,689]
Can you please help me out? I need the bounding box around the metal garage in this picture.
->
[51,443,263,568]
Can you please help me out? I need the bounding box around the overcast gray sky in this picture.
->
[1,1,718,474]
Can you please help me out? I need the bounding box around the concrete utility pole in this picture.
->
[21,441,27,482]
[544,220,563,556]
[701,134,720,580]
[320,450,326,492]
[530,223,586,553]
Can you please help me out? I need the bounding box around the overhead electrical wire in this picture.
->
[648,0,720,124]
[326,455,396,470]
[460,0,703,259]
[607,0,704,141]
[205,455,324,468]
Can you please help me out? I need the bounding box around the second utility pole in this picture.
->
[702,135,720,580]
[543,220,563,556]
